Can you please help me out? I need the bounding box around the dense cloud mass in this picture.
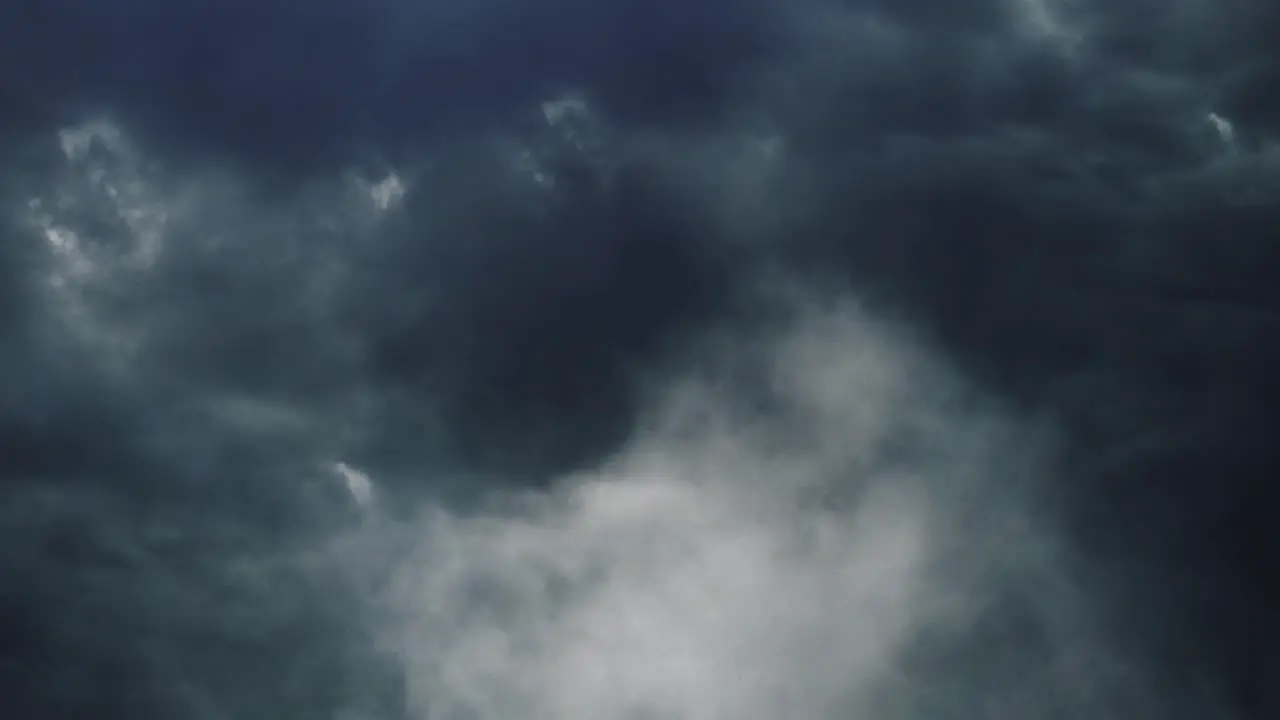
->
[2,0,1278,718]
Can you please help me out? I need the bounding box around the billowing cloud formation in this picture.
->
[2,0,1279,718]
[375,299,1132,719]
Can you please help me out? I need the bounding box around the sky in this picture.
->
[1,1,1278,718]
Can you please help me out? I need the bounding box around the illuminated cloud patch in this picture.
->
[371,299,1135,720]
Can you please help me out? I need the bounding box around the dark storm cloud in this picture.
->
[0,90,742,715]
[734,3,1280,711]
[3,0,786,175]
[2,0,1279,718]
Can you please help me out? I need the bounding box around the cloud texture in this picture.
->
[1,0,1278,717]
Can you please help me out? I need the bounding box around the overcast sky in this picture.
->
[2,1,1278,718]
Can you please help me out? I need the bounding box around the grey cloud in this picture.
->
[372,299,1144,719]
[2,0,1279,717]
